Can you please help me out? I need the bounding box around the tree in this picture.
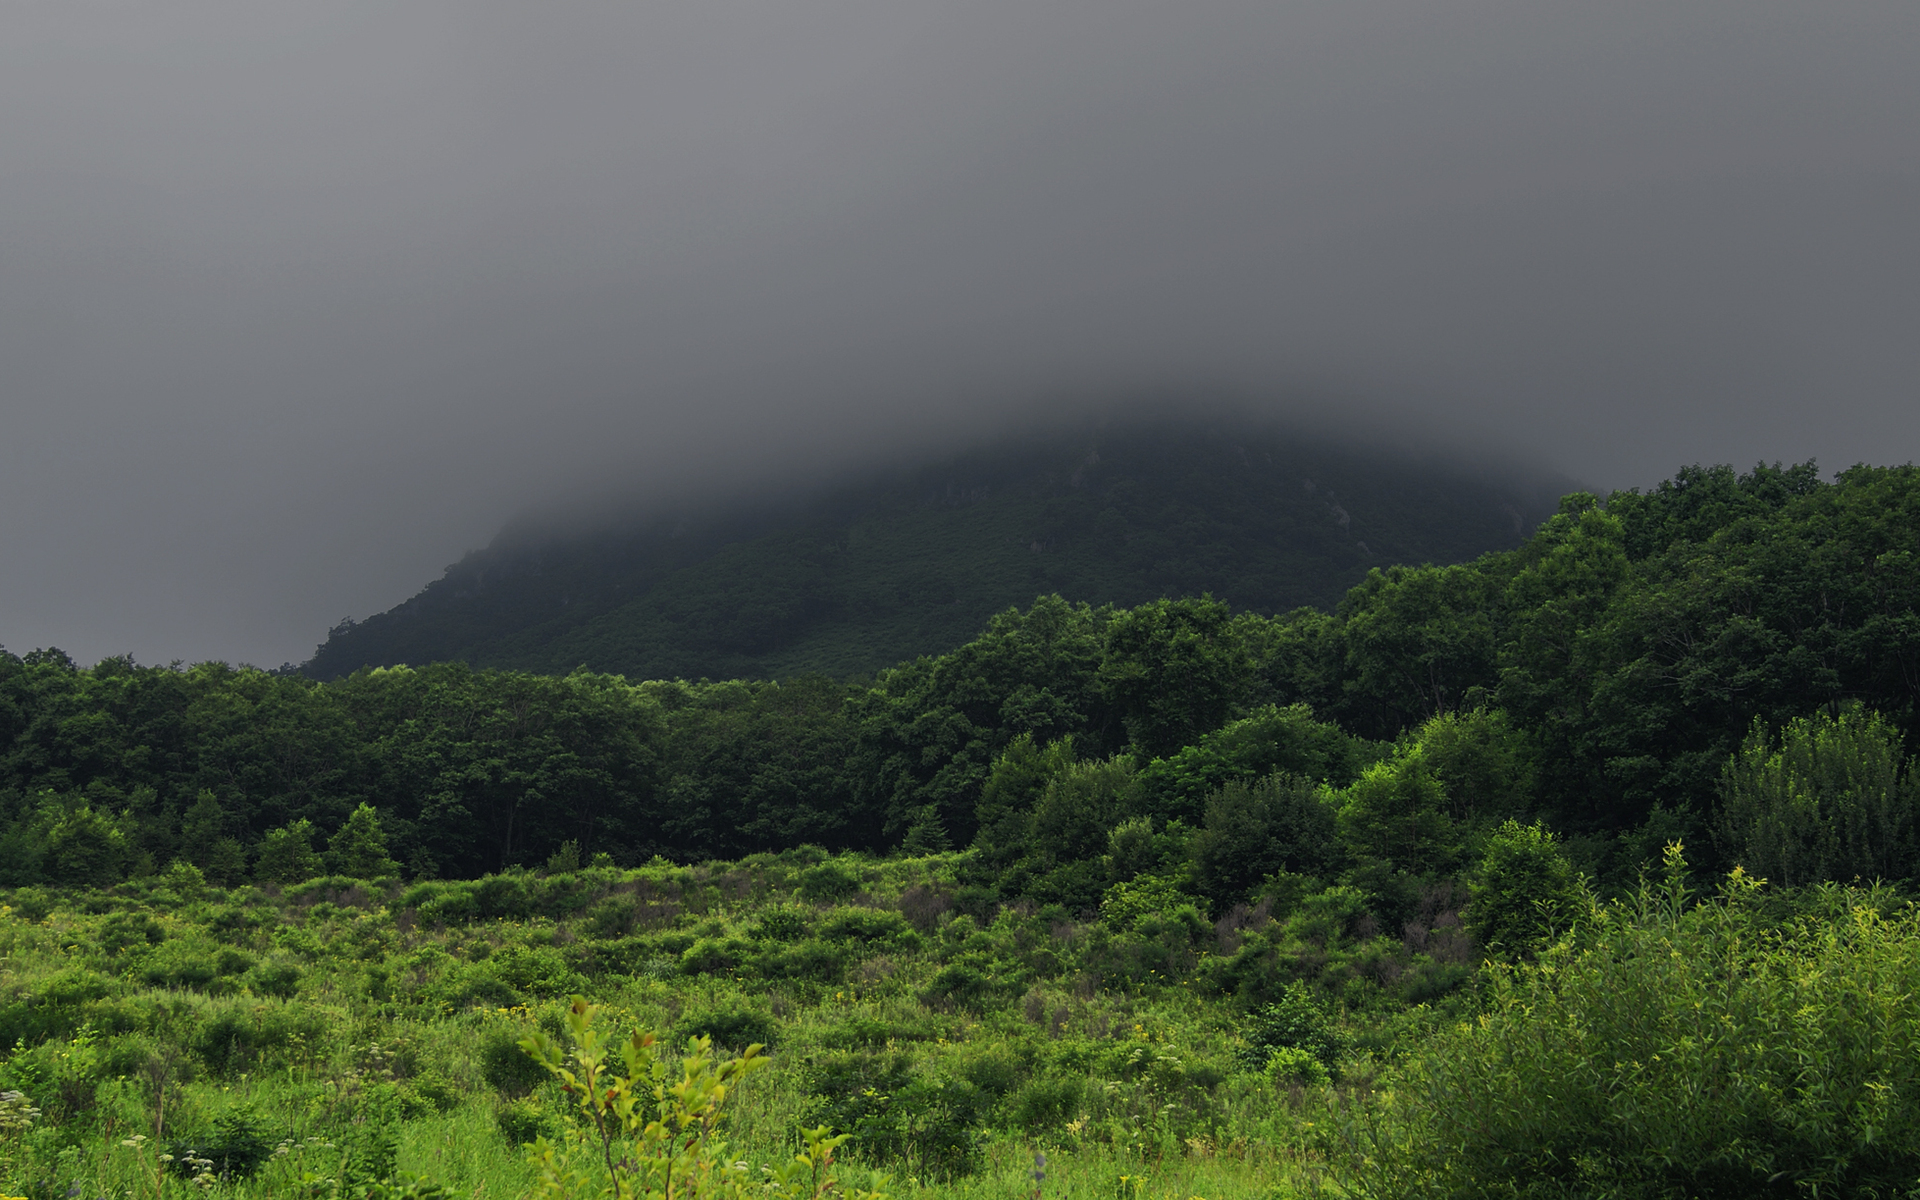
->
[1188,773,1340,911]
[1467,820,1584,956]
[254,818,323,884]
[42,801,131,887]
[1098,597,1252,760]
[328,803,401,879]
[1716,707,1917,886]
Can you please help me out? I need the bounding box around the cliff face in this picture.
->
[305,416,1572,681]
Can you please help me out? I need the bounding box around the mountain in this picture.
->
[304,412,1573,681]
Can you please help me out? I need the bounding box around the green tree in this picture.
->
[1466,820,1584,956]
[1098,596,1252,760]
[254,818,323,884]
[329,803,401,879]
[42,800,131,887]
[1188,773,1340,911]
[1716,707,1918,886]
[972,733,1076,869]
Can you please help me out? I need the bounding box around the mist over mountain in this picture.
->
[306,412,1574,681]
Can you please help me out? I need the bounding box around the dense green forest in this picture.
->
[6,459,1920,1199]
[304,416,1565,682]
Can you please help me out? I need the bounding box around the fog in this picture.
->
[2,0,1916,667]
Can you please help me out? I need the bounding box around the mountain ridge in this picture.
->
[305,413,1575,681]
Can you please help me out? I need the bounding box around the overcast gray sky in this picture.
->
[3,0,1916,668]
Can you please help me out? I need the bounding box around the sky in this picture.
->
[2,0,1916,669]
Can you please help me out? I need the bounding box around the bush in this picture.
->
[747,907,812,943]
[495,1097,557,1145]
[752,938,849,983]
[246,959,302,999]
[485,945,587,997]
[396,1071,462,1119]
[190,1004,328,1077]
[921,962,995,1011]
[816,908,920,950]
[479,1028,548,1096]
[677,1004,778,1050]
[169,1110,277,1180]
[803,1051,986,1179]
[1008,1076,1083,1132]
[1718,707,1919,886]
[798,862,861,902]
[1348,852,1920,1199]
[1263,1047,1330,1088]
[1467,820,1584,956]
[1236,983,1341,1074]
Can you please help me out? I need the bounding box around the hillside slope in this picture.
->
[305,415,1569,680]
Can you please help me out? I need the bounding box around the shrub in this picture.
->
[951,885,998,923]
[1466,820,1584,956]
[441,965,522,1010]
[1236,983,1341,1074]
[582,895,640,939]
[798,862,861,902]
[748,907,812,943]
[1718,707,1919,886]
[753,938,849,983]
[138,941,219,991]
[169,1110,277,1180]
[396,1071,461,1119]
[1263,1047,1330,1088]
[479,1028,549,1096]
[816,908,919,950]
[680,936,753,976]
[246,959,303,999]
[1008,1076,1083,1132]
[496,1097,557,1145]
[1347,850,1920,1199]
[190,1003,329,1077]
[677,1004,778,1050]
[485,945,587,997]
[1100,874,1184,931]
[804,1051,985,1179]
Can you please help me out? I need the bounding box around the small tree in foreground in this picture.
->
[520,996,888,1200]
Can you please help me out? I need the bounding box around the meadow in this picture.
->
[8,843,1920,1200]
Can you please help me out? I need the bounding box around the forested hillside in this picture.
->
[303,415,1566,681]
[7,459,1920,1200]
[7,460,1916,891]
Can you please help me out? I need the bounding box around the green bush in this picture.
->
[479,1027,548,1096]
[190,1003,328,1077]
[495,1097,557,1145]
[816,907,920,950]
[1348,852,1920,1199]
[396,1070,462,1118]
[1236,983,1341,1074]
[677,1004,778,1050]
[168,1110,277,1180]
[1466,820,1586,957]
[752,938,849,982]
[803,1051,987,1179]
[798,861,861,901]
[1718,707,1919,886]
[1263,1046,1330,1088]
[246,959,302,999]
[747,906,811,942]
[1008,1075,1083,1132]
[485,945,587,997]
[680,936,753,975]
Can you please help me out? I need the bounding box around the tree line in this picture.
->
[4,460,1918,908]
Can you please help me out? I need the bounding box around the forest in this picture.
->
[4,459,1920,1199]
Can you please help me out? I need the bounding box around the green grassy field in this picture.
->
[11,847,1920,1200]
[0,855,1360,1200]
